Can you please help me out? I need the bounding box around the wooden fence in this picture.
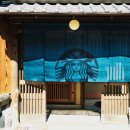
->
[19,69,46,124]
[101,83,129,116]
[19,80,46,114]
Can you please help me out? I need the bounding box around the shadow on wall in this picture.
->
[95,101,101,108]
[85,99,101,113]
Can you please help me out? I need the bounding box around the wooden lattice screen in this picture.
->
[46,82,75,103]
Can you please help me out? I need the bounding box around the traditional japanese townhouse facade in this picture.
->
[0,0,130,128]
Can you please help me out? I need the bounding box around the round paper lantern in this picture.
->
[69,19,80,31]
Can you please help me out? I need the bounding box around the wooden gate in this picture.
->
[46,82,75,103]
[101,83,129,123]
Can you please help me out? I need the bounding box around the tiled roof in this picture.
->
[0,3,130,14]
[7,0,130,4]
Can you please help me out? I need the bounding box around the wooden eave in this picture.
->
[0,12,130,24]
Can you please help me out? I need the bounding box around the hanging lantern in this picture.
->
[69,19,80,31]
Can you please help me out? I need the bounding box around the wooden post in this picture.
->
[75,82,81,105]
[10,27,19,127]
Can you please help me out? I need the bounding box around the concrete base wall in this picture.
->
[20,114,46,127]
[101,114,128,124]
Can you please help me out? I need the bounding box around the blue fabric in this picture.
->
[24,57,130,82]
[45,60,66,82]
[88,58,108,82]
[23,58,44,81]
[117,57,130,82]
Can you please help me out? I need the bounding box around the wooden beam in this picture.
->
[3,14,130,24]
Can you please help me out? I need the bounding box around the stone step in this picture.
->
[47,104,82,109]
[50,110,88,115]
[47,109,100,116]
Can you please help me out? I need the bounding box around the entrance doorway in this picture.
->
[46,82,75,104]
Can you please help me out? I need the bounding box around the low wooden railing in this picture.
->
[19,81,46,114]
[101,83,129,115]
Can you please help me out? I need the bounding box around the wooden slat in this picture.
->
[111,94,114,115]
[38,85,40,114]
[123,94,126,114]
[118,85,121,115]
[114,94,116,115]
[32,85,34,114]
[42,85,46,115]
[24,84,27,114]
[40,85,42,114]
[107,95,109,115]
[30,85,33,114]
[108,86,111,115]
[21,85,24,114]
[28,85,30,114]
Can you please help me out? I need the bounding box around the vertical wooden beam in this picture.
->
[75,82,81,105]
